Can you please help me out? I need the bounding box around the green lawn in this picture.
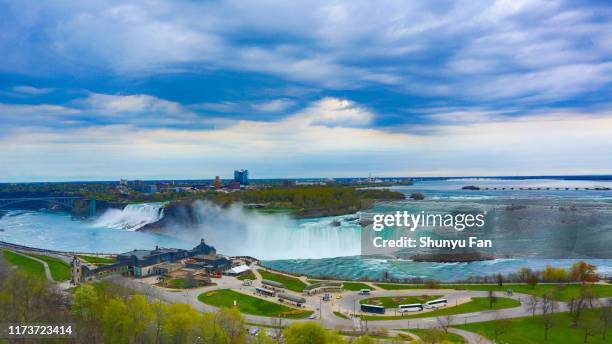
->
[1,250,46,279]
[408,329,465,343]
[361,297,521,320]
[373,283,612,301]
[237,272,256,281]
[360,295,440,308]
[77,255,116,264]
[166,278,188,289]
[333,311,350,319]
[29,253,71,281]
[307,280,374,291]
[455,309,610,344]
[198,289,313,319]
[258,269,307,292]
[341,282,374,291]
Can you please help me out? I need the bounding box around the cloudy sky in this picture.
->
[1,0,611,181]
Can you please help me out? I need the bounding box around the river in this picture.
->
[1,177,611,281]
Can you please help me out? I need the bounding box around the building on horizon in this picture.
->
[214,176,222,189]
[233,169,249,185]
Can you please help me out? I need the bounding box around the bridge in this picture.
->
[0,196,97,217]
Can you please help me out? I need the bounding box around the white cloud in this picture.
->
[1,96,611,181]
[80,93,184,115]
[11,86,55,95]
[290,97,374,127]
[251,99,296,113]
[4,0,610,102]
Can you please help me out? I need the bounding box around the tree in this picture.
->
[527,273,539,289]
[492,317,510,342]
[570,286,595,326]
[527,295,539,318]
[496,273,503,287]
[518,267,533,282]
[541,292,557,341]
[102,297,133,344]
[253,331,275,344]
[72,284,101,343]
[214,308,246,344]
[488,289,498,309]
[425,279,440,289]
[579,312,599,343]
[542,265,568,282]
[599,298,611,340]
[436,315,453,333]
[283,322,329,344]
[570,261,598,283]
[126,295,154,343]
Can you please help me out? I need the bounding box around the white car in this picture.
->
[308,313,318,320]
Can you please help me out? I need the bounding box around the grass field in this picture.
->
[1,250,46,279]
[307,280,374,291]
[29,253,70,281]
[373,283,612,301]
[166,278,188,289]
[408,329,465,343]
[455,309,610,344]
[198,289,313,319]
[360,295,440,308]
[333,311,350,319]
[77,255,116,265]
[237,272,256,281]
[258,269,307,292]
[361,297,521,320]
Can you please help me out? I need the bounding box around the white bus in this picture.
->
[359,289,371,295]
[398,303,423,312]
[424,298,447,309]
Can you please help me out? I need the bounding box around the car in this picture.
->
[308,313,318,320]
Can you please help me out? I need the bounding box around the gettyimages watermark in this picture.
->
[361,205,612,259]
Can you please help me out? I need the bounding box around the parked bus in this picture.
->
[255,287,275,297]
[359,289,371,295]
[424,298,447,309]
[398,303,423,312]
[360,304,385,314]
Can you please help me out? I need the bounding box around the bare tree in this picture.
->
[492,315,510,342]
[541,292,557,341]
[527,294,539,318]
[436,315,453,334]
[496,273,503,287]
[579,312,599,343]
[487,289,498,309]
[599,298,611,340]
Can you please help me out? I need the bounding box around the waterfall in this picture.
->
[93,203,166,231]
[162,201,362,260]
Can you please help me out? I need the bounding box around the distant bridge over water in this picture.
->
[0,196,97,216]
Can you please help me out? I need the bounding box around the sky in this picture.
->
[0,0,611,182]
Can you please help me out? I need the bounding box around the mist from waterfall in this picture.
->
[93,203,166,231]
[161,200,362,260]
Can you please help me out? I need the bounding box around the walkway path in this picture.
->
[448,328,492,344]
[12,250,53,282]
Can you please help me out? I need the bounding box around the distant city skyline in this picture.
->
[1,0,611,182]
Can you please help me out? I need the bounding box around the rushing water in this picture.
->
[93,202,166,231]
[1,177,611,281]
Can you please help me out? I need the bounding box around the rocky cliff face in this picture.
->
[139,201,201,232]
